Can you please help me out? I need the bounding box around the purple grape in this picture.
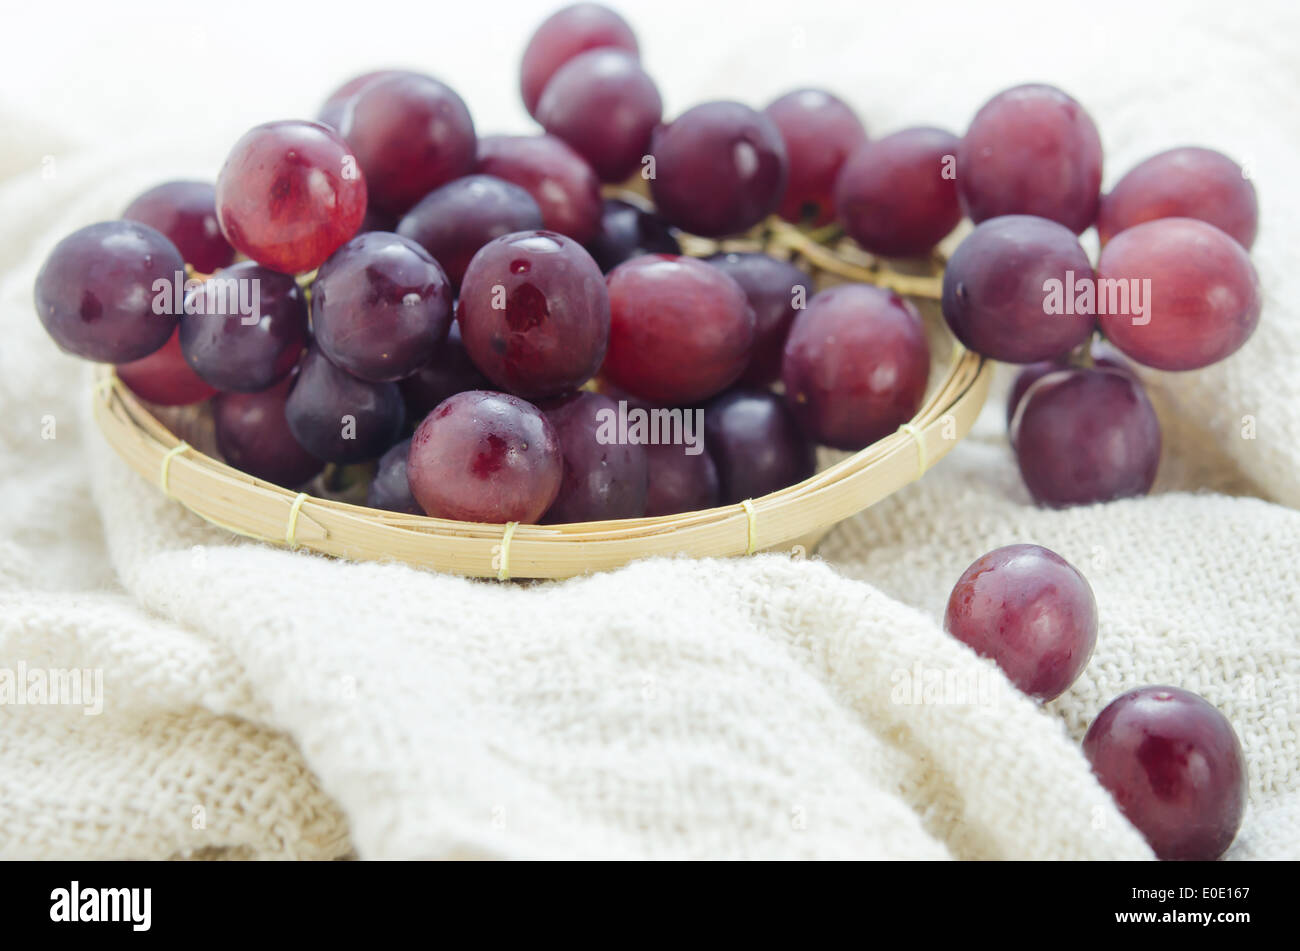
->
[764,88,867,226]
[541,391,648,522]
[311,232,453,383]
[520,2,639,117]
[1005,339,1133,426]
[284,345,405,463]
[1084,686,1247,860]
[395,175,543,288]
[399,321,491,420]
[644,441,720,516]
[407,390,562,523]
[704,387,815,504]
[476,135,603,244]
[35,221,181,363]
[367,438,423,515]
[316,69,402,130]
[1011,367,1161,508]
[122,180,235,274]
[116,329,218,407]
[649,101,788,237]
[944,544,1098,701]
[585,198,680,272]
[706,252,812,386]
[213,375,323,488]
[941,215,1096,364]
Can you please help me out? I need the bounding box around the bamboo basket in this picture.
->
[91,217,992,580]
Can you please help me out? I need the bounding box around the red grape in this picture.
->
[35,221,181,363]
[316,69,401,130]
[958,84,1103,234]
[213,374,324,488]
[407,390,562,523]
[284,345,405,463]
[399,321,491,420]
[644,441,720,516]
[536,49,662,183]
[311,232,453,382]
[782,284,930,450]
[705,252,812,385]
[457,230,609,399]
[835,127,962,257]
[1011,367,1161,507]
[1005,339,1132,426]
[704,387,815,503]
[1096,217,1261,371]
[944,544,1098,701]
[941,215,1095,363]
[1084,686,1247,860]
[367,438,424,515]
[215,120,367,275]
[1098,147,1258,249]
[122,180,235,274]
[541,390,648,522]
[764,88,867,226]
[520,2,638,117]
[603,255,755,405]
[116,329,218,406]
[585,197,679,272]
[649,101,788,237]
[477,134,603,243]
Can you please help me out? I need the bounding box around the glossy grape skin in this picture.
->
[782,284,930,451]
[122,181,235,274]
[366,438,424,515]
[537,49,662,183]
[284,345,405,463]
[604,255,755,405]
[958,84,1103,234]
[649,101,789,238]
[399,322,492,419]
[540,391,648,523]
[179,262,308,392]
[1098,147,1258,249]
[704,388,815,504]
[944,544,1098,701]
[644,441,720,516]
[1005,339,1132,426]
[316,69,401,130]
[339,72,477,217]
[1011,367,1161,508]
[396,175,543,288]
[213,375,324,488]
[407,390,562,523]
[311,232,453,382]
[941,215,1096,364]
[764,89,867,226]
[835,127,963,258]
[477,135,603,244]
[585,198,680,272]
[116,329,218,406]
[520,2,639,117]
[706,252,812,385]
[1096,218,1261,371]
[215,120,367,275]
[1084,686,1247,860]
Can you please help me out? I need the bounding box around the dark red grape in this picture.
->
[649,101,788,237]
[1011,367,1161,507]
[213,374,324,488]
[1096,217,1261,371]
[316,69,401,130]
[520,2,638,117]
[941,215,1095,363]
[764,88,867,226]
[944,544,1098,701]
[284,345,405,463]
[835,127,962,257]
[367,438,424,514]
[1084,686,1247,860]
[782,284,929,450]
[476,135,603,243]
[407,390,562,523]
[35,221,181,363]
[704,387,815,503]
[122,180,235,274]
[339,72,477,217]
[396,174,543,288]
[644,441,720,516]
[179,262,308,392]
[399,321,491,419]
[1005,339,1132,426]
[311,232,453,382]
[457,230,608,399]
[706,252,811,385]
[585,197,679,272]
[537,49,662,183]
[1098,147,1258,249]
[541,390,648,522]
[603,255,754,405]
[116,328,218,406]
[958,84,1103,234]
[215,120,367,275]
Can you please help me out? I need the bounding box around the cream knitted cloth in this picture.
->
[0,0,1297,860]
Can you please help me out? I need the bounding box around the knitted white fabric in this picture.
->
[0,0,1297,860]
